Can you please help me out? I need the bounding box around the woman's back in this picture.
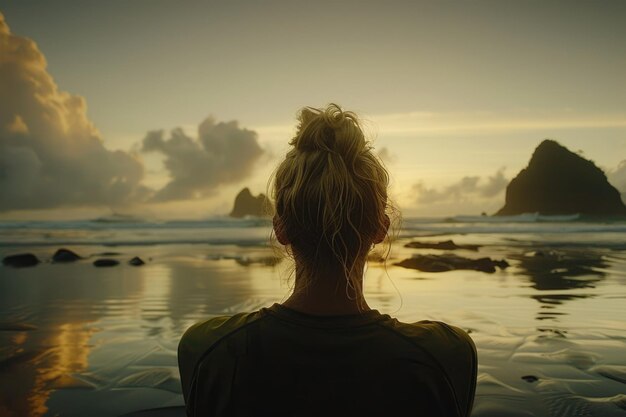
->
[179,304,476,417]
[178,104,477,416]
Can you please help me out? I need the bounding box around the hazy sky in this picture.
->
[1,1,625,219]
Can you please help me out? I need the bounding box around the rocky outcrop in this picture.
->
[93,259,119,267]
[229,188,270,218]
[496,140,626,216]
[395,254,509,273]
[129,257,145,266]
[2,253,39,267]
[52,248,81,262]
[405,240,481,251]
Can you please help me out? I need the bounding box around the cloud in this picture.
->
[479,168,508,198]
[374,110,626,136]
[413,168,508,205]
[141,118,264,201]
[377,146,395,163]
[0,13,148,211]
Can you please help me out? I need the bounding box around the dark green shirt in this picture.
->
[178,304,477,417]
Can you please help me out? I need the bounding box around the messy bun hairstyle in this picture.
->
[271,103,393,296]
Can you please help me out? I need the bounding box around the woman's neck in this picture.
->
[281,263,371,315]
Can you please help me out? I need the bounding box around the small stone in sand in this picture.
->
[521,375,539,383]
[129,256,145,266]
[2,253,40,268]
[93,259,119,267]
[52,248,81,263]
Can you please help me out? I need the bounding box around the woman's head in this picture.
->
[271,104,393,291]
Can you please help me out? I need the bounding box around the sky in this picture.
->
[1,0,625,219]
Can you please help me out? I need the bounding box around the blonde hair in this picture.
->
[270,103,395,299]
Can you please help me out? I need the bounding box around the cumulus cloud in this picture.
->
[141,118,264,201]
[478,168,508,198]
[377,146,395,163]
[0,13,148,211]
[413,168,508,204]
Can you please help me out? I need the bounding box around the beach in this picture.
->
[1,217,625,417]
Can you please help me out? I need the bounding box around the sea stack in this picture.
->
[229,188,270,218]
[496,140,626,217]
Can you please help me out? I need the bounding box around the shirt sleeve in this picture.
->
[438,323,478,417]
[177,316,231,404]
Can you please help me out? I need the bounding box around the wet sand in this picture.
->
[1,235,625,416]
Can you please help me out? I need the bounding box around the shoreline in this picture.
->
[1,234,625,416]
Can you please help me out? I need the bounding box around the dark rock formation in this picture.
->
[52,248,81,262]
[497,140,626,216]
[93,259,119,267]
[2,253,39,267]
[129,256,145,266]
[404,240,480,251]
[229,188,270,218]
[395,254,509,273]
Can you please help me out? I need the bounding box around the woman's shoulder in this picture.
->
[378,318,477,416]
[381,318,477,373]
[178,311,265,358]
[380,317,475,355]
[177,310,267,399]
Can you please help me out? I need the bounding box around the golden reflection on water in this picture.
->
[31,323,95,417]
[12,331,27,347]
[138,262,172,320]
[0,321,96,417]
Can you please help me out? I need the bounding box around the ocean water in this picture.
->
[0,216,625,416]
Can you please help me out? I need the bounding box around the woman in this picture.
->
[178,104,477,417]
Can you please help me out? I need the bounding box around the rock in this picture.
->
[128,256,145,266]
[404,240,481,251]
[395,254,509,273]
[52,248,81,262]
[496,140,626,216]
[492,259,510,269]
[93,258,119,267]
[229,188,270,218]
[2,253,39,268]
